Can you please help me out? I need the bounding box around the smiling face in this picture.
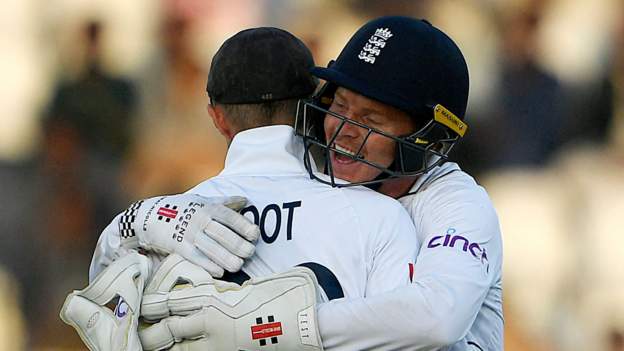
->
[323,87,417,184]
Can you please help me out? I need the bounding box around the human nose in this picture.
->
[332,110,364,140]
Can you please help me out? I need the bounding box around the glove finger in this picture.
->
[209,205,260,242]
[170,339,213,351]
[195,234,244,273]
[185,249,224,278]
[167,313,208,340]
[142,288,214,321]
[165,284,220,316]
[141,291,172,321]
[139,319,175,350]
[139,314,206,351]
[204,220,256,258]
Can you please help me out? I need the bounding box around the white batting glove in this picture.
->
[60,252,151,351]
[138,255,324,351]
[117,194,260,277]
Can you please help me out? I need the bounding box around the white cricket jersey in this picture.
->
[318,162,504,350]
[90,125,418,301]
[187,126,418,298]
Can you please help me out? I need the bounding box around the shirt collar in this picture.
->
[219,125,314,176]
[407,162,461,194]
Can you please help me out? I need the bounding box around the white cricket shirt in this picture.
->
[90,125,419,301]
[187,125,418,298]
[318,162,504,350]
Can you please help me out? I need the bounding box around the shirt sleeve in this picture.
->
[318,184,502,350]
[88,213,132,282]
[364,204,419,297]
[89,212,166,283]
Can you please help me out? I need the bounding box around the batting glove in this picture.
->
[118,194,260,278]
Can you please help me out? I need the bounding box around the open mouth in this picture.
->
[332,143,359,164]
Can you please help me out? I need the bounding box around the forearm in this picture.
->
[319,274,489,350]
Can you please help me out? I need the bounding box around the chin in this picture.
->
[331,168,358,183]
[332,165,380,184]
[336,173,362,183]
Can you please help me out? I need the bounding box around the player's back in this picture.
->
[188,125,418,300]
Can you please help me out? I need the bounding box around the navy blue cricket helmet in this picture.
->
[295,16,470,188]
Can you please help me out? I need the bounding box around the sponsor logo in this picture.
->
[86,311,100,329]
[434,104,468,137]
[358,28,393,64]
[427,228,489,272]
[157,204,178,222]
[143,197,166,231]
[114,299,129,319]
[172,201,205,243]
[251,316,282,346]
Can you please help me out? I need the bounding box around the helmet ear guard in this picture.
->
[396,104,467,174]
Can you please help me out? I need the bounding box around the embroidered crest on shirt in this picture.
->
[358,28,393,64]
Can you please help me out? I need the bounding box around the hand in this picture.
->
[118,194,260,277]
[138,255,324,351]
[60,252,151,351]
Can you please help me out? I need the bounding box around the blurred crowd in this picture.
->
[0,0,622,350]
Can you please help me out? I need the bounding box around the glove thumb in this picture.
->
[222,196,249,212]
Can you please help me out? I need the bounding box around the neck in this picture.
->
[377,176,419,199]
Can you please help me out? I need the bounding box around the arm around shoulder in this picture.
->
[318,183,503,350]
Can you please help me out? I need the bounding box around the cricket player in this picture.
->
[60,27,419,351]
[299,17,504,350]
[136,17,504,350]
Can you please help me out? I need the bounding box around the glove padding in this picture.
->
[60,252,151,351]
[139,255,324,351]
[118,194,260,277]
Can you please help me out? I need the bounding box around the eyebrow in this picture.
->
[334,90,347,102]
[335,90,383,116]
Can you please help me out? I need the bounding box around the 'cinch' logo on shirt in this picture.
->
[427,228,489,273]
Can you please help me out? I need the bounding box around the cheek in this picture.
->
[323,116,334,140]
[366,136,397,166]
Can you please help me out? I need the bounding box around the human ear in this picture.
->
[207,104,233,141]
